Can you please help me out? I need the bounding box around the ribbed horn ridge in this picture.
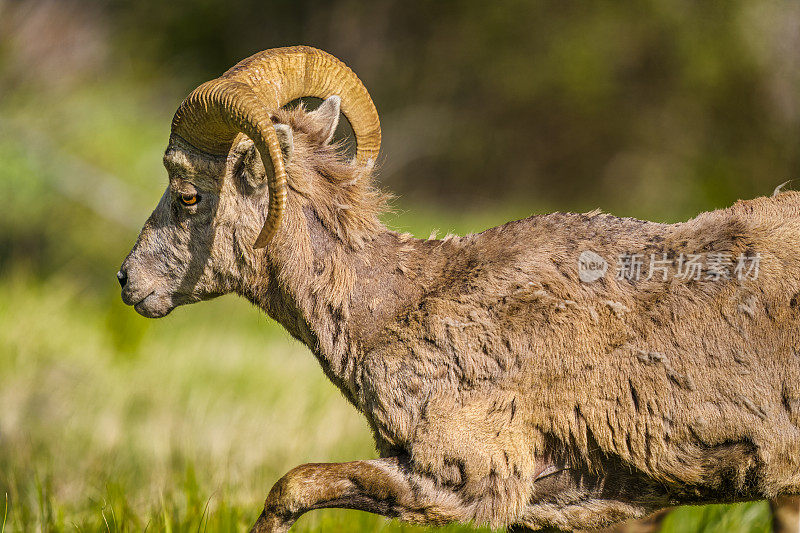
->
[169,46,381,248]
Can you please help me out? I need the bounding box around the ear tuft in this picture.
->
[274,123,294,161]
[309,95,341,145]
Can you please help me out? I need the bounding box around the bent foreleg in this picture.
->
[249,456,471,533]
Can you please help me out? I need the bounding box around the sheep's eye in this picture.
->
[179,193,199,206]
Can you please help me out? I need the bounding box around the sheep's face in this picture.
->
[117,134,276,318]
[118,96,342,318]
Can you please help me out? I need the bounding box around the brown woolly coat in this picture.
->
[232,108,800,530]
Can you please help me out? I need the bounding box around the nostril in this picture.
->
[116,270,128,288]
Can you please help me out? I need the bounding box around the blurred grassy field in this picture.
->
[0,5,788,530]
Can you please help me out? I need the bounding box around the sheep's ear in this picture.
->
[233,125,292,190]
[309,95,341,145]
[273,123,293,161]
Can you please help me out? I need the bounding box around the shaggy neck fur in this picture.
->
[262,212,432,402]
[234,107,436,404]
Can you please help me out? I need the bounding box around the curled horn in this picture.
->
[169,46,382,248]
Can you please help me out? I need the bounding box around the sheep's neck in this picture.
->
[249,207,433,402]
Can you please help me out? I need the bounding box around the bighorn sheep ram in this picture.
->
[118,46,800,532]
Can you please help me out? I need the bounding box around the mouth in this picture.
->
[131,291,175,318]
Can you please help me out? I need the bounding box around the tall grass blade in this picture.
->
[2,492,7,533]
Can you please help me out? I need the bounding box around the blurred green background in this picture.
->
[0,0,797,531]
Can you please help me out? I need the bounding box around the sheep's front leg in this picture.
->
[249,456,466,533]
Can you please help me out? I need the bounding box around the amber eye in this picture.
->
[179,193,199,206]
